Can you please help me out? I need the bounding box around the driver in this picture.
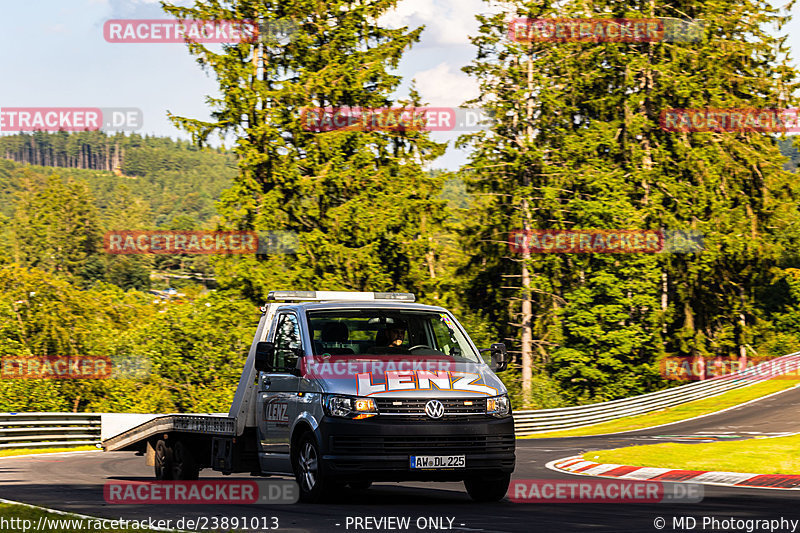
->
[385,323,406,347]
[372,319,408,353]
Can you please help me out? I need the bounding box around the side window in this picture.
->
[273,313,302,370]
[430,316,462,358]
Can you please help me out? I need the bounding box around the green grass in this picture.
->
[586,433,800,475]
[523,379,799,438]
[0,446,98,458]
[0,503,157,532]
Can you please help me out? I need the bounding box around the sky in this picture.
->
[0,0,798,170]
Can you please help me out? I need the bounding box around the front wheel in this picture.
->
[293,433,337,503]
[464,473,511,502]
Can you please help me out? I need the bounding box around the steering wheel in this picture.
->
[408,344,432,351]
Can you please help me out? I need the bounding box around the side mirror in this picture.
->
[481,343,507,372]
[288,348,305,377]
[254,341,275,372]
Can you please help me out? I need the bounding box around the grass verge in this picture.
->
[585,433,800,475]
[0,446,98,458]
[523,379,799,438]
[0,503,157,532]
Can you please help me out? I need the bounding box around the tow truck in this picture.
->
[103,291,515,502]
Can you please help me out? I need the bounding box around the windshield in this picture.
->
[306,309,482,363]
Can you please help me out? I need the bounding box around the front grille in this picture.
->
[330,434,515,455]
[375,398,487,420]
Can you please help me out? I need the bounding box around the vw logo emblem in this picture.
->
[425,399,444,419]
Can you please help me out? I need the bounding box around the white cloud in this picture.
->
[380,0,505,46]
[412,62,479,106]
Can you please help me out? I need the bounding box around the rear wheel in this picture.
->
[172,440,199,480]
[154,439,173,480]
[293,433,337,503]
[464,473,511,502]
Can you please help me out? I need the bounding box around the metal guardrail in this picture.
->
[512,352,800,436]
[0,413,101,449]
[3,352,799,447]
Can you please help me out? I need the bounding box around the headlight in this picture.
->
[486,394,510,417]
[323,395,379,419]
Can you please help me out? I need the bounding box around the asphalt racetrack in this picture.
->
[3,385,800,533]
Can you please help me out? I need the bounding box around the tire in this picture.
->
[292,432,337,503]
[347,481,372,491]
[464,473,511,502]
[172,441,200,480]
[154,439,174,480]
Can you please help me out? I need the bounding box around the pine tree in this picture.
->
[162,0,448,301]
[11,171,104,281]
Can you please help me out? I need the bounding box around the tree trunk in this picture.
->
[520,52,535,403]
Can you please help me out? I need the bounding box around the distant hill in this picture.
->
[0,132,236,226]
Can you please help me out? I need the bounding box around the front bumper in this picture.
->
[317,416,515,482]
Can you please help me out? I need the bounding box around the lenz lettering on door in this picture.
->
[265,401,288,424]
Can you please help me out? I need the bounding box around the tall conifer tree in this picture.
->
[162,0,447,300]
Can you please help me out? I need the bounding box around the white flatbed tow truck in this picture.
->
[103,290,515,502]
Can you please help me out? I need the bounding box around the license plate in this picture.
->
[409,455,465,469]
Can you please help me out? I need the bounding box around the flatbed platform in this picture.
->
[103,414,236,451]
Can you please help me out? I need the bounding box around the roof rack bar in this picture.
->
[266,291,415,302]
